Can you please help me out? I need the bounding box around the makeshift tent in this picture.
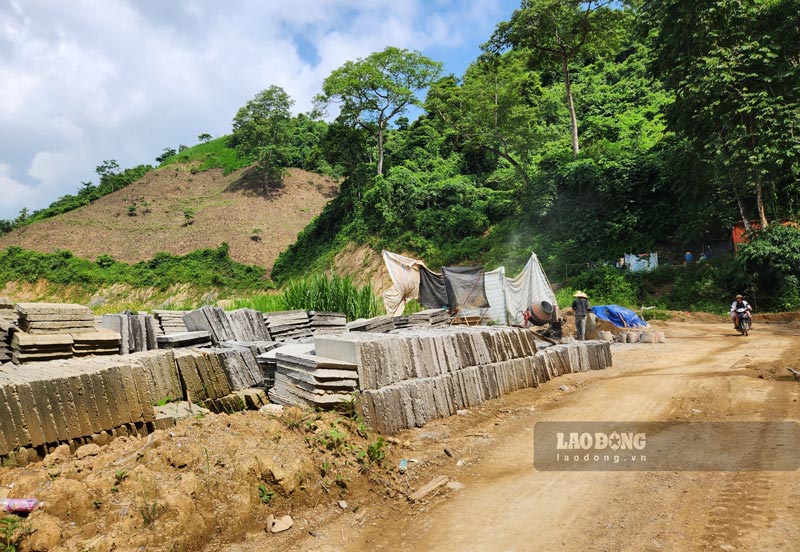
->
[591,305,647,328]
[380,250,556,326]
[381,251,427,316]
[442,266,490,312]
[418,266,448,309]
[503,253,557,326]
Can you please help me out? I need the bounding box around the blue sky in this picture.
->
[0,0,521,221]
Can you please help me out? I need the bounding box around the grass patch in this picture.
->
[159,136,250,175]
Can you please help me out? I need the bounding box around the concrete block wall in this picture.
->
[0,339,281,459]
[315,327,611,434]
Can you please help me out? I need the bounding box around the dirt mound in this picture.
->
[0,167,338,273]
[0,407,399,552]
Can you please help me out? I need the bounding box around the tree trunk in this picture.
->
[734,184,752,232]
[561,52,580,158]
[756,177,768,228]
[376,122,385,176]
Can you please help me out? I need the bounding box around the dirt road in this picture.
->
[292,321,800,552]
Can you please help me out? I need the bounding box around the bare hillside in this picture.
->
[0,166,338,272]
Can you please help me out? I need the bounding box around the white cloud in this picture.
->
[0,0,519,220]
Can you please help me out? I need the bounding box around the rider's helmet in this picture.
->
[736,294,743,300]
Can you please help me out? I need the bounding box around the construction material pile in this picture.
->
[0,320,14,365]
[0,297,15,322]
[308,311,347,335]
[17,303,95,335]
[71,330,121,357]
[11,333,74,364]
[313,327,612,434]
[264,310,312,341]
[409,308,450,327]
[183,307,271,345]
[101,313,159,354]
[347,315,395,333]
[156,331,212,349]
[152,310,189,335]
[269,348,359,408]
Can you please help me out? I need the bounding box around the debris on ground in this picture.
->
[409,475,449,502]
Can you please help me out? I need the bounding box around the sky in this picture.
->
[0,0,521,221]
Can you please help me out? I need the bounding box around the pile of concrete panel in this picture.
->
[228,309,272,341]
[314,327,612,434]
[156,331,212,349]
[11,333,74,364]
[152,310,189,335]
[0,356,157,457]
[0,298,15,322]
[269,350,359,408]
[393,315,410,330]
[72,329,121,357]
[220,340,278,387]
[308,311,347,335]
[17,303,96,334]
[409,308,450,327]
[264,310,312,341]
[101,313,159,354]
[182,306,271,345]
[347,315,396,333]
[182,307,235,345]
[0,320,14,364]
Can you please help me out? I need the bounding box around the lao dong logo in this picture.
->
[556,431,646,451]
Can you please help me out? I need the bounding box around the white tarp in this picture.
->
[381,250,428,317]
[503,253,557,326]
[624,252,658,273]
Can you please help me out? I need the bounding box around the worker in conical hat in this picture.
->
[572,291,590,340]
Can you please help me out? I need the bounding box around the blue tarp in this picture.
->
[591,305,648,328]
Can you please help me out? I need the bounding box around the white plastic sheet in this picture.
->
[503,253,557,326]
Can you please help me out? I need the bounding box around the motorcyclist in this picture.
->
[730,294,752,330]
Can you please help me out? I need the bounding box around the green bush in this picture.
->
[0,244,274,293]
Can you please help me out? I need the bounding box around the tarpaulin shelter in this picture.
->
[591,305,647,328]
[381,250,556,326]
[418,266,448,309]
[442,266,490,312]
[381,251,428,316]
[502,253,557,326]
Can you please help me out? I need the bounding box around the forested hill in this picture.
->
[2,1,799,312]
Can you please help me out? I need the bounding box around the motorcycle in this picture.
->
[735,307,752,336]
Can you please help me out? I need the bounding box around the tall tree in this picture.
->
[231,85,294,186]
[643,0,800,229]
[316,46,442,176]
[486,0,623,157]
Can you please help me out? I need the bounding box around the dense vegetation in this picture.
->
[3,0,799,313]
[0,244,271,293]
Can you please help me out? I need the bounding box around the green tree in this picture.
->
[198,133,212,143]
[317,46,442,176]
[486,0,624,157]
[643,0,800,229]
[230,85,294,186]
[156,147,177,164]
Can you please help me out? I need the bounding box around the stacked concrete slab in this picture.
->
[16,303,95,334]
[72,329,121,357]
[308,311,347,335]
[264,310,312,341]
[409,308,450,327]
[182,306,237,345]
[156,331,212,349]
[228,309,272,341]
[314,327,612,434]
[0,356,156,457]
[152,310,189,335]
[269,351,359,408]
[11,332,74,364]
[0,319,14,364]
[0,298,16,322]
[101,313,159,354]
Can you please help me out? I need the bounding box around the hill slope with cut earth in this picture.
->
[0,166,338,272]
